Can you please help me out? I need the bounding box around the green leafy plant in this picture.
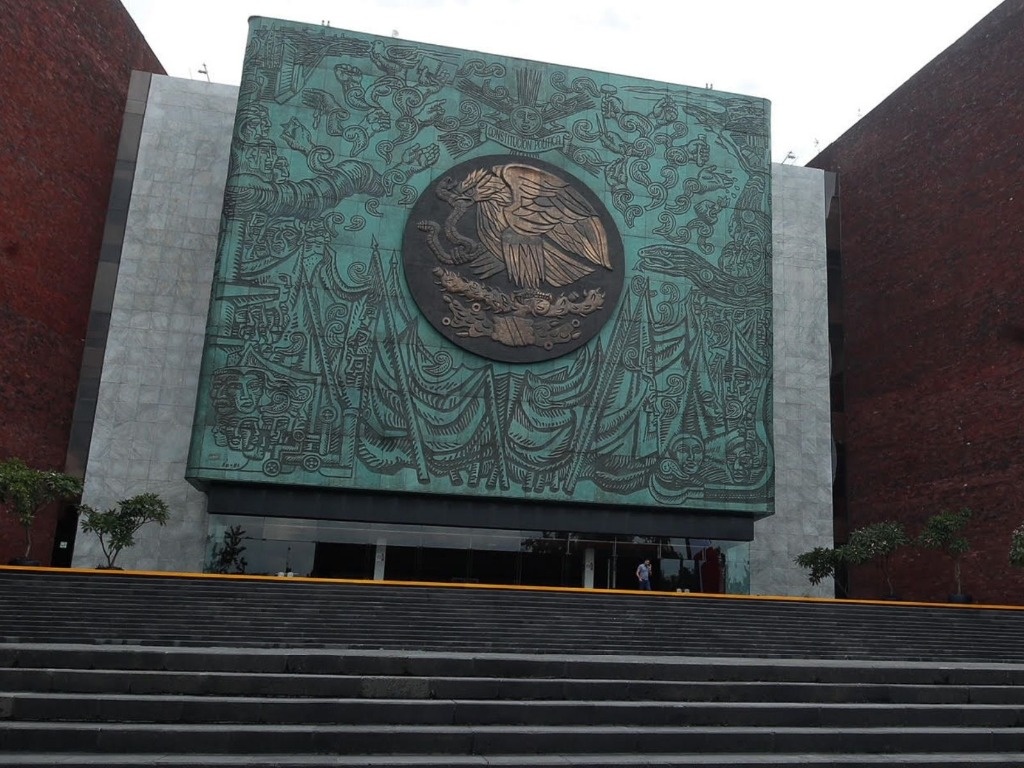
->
[794,546,843,586]
[1010,523,1024,569]
[843,520,910,598]
[79,493,169,569]
[0,458,82,562]
[917,507,972,596]
[209,525,248,574]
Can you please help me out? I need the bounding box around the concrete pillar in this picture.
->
[374,538,386,581]
[584,547,595,589]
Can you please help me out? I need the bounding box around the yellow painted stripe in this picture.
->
[1,564,1021,611]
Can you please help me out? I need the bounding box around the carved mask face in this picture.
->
[212,369,267,416]
[241,142,281,181]
[679,436,705,477]
[727,436,761,483]
[237,106,271,144]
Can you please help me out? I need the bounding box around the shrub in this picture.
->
[0,458,82,561]
[209,525,248,574]
[79,493,170,568]
[917,508,972,595]
[1010,523,1024,569]
[843,520,910,598]
[794,547,842,586]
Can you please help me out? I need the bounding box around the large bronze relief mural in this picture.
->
[188,18,775,515]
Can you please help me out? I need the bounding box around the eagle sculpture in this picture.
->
[419,163,612,289]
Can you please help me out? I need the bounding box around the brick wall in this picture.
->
[810,0,1024,603]
[0,0,164,562]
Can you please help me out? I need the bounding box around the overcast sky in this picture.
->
[121,0,1002,165]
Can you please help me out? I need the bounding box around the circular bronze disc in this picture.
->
[402,155,624,364]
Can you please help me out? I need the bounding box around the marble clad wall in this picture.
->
[751,163,833,596]
[73,76,238,571]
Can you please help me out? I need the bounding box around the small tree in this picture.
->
[0,458,82,561]
[794,547,843,586]
[1010,523,1024,569]
[917,507,972,596]
[209,525,248,574]
[79,493,169,569]
[844,520,910,598]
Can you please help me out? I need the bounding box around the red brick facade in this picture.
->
[810,0,1024,603]
[0,1,163,562]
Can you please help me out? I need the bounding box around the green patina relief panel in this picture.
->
[187,17,774,515]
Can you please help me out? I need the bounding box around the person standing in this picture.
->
[636,559,652,590]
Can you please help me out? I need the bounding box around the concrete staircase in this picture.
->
[2,569,1024,660]
[2,568,1024,766]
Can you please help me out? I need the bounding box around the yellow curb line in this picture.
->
[2,564,1021,611]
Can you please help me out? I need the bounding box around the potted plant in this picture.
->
[917,507,972,602]
[843,520,910,599]
[794,546,842,587]
[209,524,248,574]
[79,493,169,569]
[0,458,82,565]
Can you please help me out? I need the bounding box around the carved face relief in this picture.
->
[240,141,286,182]
[403,155,624,363]
[678,435,706,477]
[211,369,268,417]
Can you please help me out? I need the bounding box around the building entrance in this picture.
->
[311,542,375,580]
[207,515,748,593]
[590,538,727,592]
[383,544,582,587]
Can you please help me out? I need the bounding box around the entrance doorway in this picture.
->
[208,515,747,593]
[311,542,374,579]
[589,538,727,593]
[383,544,581,587]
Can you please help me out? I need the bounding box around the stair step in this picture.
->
[5,667,1019,703]
[4,722,1024,754]
[3,753,1024,767]
[5,692,1023,727]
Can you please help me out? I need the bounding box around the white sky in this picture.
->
[121,0,1002,165]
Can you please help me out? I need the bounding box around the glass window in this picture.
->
[206,514,750,592]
